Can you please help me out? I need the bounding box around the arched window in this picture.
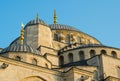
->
[59,56,64,65]
[15,56,21,61]
[68,53,73,62]
[54,33,59,41]
[111,51,117,58]
[54,33,61,42]
[66,34,70,44]
[71,35,74,43]
[101,50,107,55]
[90,50,96,57]
[32,58,37,65]
[79,51,85,60]
[78,36,81,43]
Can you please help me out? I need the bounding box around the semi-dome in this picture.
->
[1,43,40,55]
[49,24,80,32]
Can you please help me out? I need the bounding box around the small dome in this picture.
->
[49,24,80,32]
[1,43,40,55]
[25,19,48,27]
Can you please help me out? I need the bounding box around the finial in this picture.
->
[36,13,39,23]
[20,23,25,45]
[54,10,57,24]
[21,23,25,28]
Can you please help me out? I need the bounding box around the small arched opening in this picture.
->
[79,51,85,61]
[68,53,73,63]
[15,56,21,61]
[111,51,117,58]
[90,50,96,58]
[101,50,107,55]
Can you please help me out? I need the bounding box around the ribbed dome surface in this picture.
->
[49,24,80,32]
[1,44,40,54]
[25,19,48,27]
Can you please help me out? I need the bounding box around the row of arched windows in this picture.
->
[54,33,71,43]
[59,50,118,65]
[54,33,94,44]
[54,33,81,44]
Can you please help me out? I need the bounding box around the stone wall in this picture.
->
[0,56,62,81]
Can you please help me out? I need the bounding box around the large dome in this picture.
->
[1,43,40,55]
[49,24,102,44]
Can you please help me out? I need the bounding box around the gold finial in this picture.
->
[20,23,25,45]
[36,13,39,22]
[54,10,57,24]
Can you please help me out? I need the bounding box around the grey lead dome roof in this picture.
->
[49,24,80,32]
[25,19,48,28]
[1,43,40,55]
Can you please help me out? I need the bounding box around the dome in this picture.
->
[1,43,40,55]
[49,24,80,32]
[25,19,48,28]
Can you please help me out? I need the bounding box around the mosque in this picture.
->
[0,10,120,81]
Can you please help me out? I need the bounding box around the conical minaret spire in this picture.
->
[20,23,25,45]
[54,10,58,24]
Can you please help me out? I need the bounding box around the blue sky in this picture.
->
[0,0,120,48]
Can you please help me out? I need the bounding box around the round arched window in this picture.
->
[15,56,21,61]
[68,53,73,62]
[90,50,96,57]
[79,51,85,60]
[101,50,107,55]
[111,51,117,58]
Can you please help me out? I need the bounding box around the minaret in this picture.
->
[20,23,25,45]
[54,10,58,24]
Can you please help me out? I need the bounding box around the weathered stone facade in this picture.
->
[0,12,120,81]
